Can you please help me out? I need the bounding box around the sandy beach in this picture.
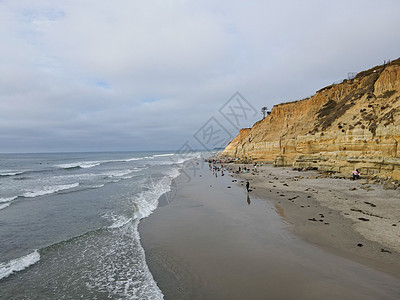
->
[228,163,400,274]
[139,159,400,299]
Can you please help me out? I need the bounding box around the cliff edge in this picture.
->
[222,58,400,180]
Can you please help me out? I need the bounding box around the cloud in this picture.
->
[1,0,400,152]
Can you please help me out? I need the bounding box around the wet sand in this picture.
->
[229,163,400,277]
[139,161,400,299]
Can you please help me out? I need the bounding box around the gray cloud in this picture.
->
[1,0,400,152]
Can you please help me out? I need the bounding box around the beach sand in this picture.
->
[229,164,400,275]
[139,160,400,299]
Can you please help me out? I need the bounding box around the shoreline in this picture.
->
[225,163,400,278]
[139,160,400,299]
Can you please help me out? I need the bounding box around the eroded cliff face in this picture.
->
[222,58,400,180]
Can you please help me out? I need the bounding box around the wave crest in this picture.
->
[0,251,40,280]
[22,183,79,198]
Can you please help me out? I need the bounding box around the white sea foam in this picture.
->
[125,157,143,161]
[0,251,40,280]
[22,183,79,198]
[153,153,174,157]
[0,196,18,203]
[86,221,164,299]
[0,171,24,176]
[135,167,181,219]
[56,161,101,169]
[0,203,11,211]
[89,184,105,189]
[107,214,132,229]
[125,156,154,162]
[56,155,157,168]
[103,170,133,178]
[163,167,181,179]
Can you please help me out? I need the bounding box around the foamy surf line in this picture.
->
[0,196,18,203]
[0,203,11,211]
[56,161,101,169]
[153,153,174,157]
[105,169,182,298]
[0,171,25,177]
[22,183,80,198]
[0,251,40,280]
[56,156,157,169]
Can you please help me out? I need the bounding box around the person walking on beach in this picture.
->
[246,181,250,193]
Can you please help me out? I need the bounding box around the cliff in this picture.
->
[222,58,400,180]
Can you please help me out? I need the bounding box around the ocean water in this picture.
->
[0,151,201,299]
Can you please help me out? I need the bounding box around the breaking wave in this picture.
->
[0,251,40,280]
[22,183,80,198]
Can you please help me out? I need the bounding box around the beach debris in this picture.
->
[227,186,231,188]
[349,187,357,191]
[308,218,317,222]
[392,224,397,226]
[358,217,370,221]
[357,243,363,247]
[381,248,392,253]
[364,201,376,207]
[351,208,382,218]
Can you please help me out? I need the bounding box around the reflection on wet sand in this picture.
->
[274,203,285,217]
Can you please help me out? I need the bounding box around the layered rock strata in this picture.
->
[222,58,400,180]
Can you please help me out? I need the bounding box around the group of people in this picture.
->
[237,163,258,174]
[208,159,225,177]
[208,159,251,193]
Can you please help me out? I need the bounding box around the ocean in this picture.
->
[0,151,202,299]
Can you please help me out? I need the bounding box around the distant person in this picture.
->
[246,181,250,193]
[352,169,360,180]
[247,194,251,205]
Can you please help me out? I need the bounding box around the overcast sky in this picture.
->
[1,0,400,153]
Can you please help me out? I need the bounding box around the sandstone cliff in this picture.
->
[222,58,400,180]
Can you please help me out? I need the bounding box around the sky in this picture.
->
[1,0,400,153]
